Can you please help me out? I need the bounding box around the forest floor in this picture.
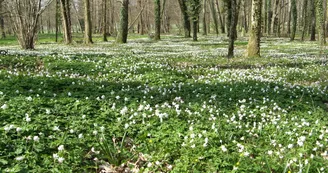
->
[0,34,328,172]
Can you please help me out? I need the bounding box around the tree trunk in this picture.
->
[0,0,4,39]
[138,0,145,35]
[267,0,273,35]
[102,0,108,41]
[216,0,225,33]
[290,0,297,41]
[60,0,72,44]
[311,0,316,41]
[226,0,237,58]
[178,0,191,38]
[154,0,161,40]
[56,0,60,42]
[209,0,219,35]
[202,0,207,35]
[247,0,262,57]
[301,0,308,41]
[271,0,280,36]
[84,0,93,44]
[316,0,326,45]
[116,0,129,43]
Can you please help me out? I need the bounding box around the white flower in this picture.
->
[25,114,31,122]
[93,130,98,135]
[120,106,128,115]
[68,92,71,96]
[16,127,22,132]
[191,144,196,148]
[147,162,152,167]
[100,126,105,132]
[243,151,250,157]
[268,150,273,155]
[15,156,25,161]
[78,133,83,139]
[288,144,293,149]
[33,136,40,142]
[53,153,59,159]
[26,96,32,101]
[1,104,8,110]
[190,133,195,139]
[46,109,51,114]
[69,129,74,133]
[58,145,64,151]
[53,126,60,131]
[221,145,228,152]
[124,123,129,129]
[58,157,65,163]
[167,164,173,170]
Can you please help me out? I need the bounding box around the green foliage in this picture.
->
[0,36,327,172]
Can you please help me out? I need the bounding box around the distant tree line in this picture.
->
[0,0,327,57]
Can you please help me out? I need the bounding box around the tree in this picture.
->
[316,0,325,45]
[84,0,93,44]
[188,0,202,41]
[216,0,225,34]
[0,0,5,39]
[267,0,272,35]
[301,0,308,41]
[310,0,316,41]
[271,0,279,36]
[116,0,129,43]
[103,0,108,42]
[178,0,191,38]
[59,0,72,44]
[202,0,207,36]
[4,0,53,49]
[224,0,238,58]
[209,0,219,36]
[290,0,297,41]
[154,0,161,40]
[247,0,262,57]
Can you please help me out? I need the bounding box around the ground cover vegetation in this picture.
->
[0,35,327,172]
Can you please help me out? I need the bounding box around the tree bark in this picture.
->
[271,0,280,36]
[247,0,262,57]
[209,0,219,35]
[84,0,93,44]
[0,0,5,39]
[178,0,191,38]
[290,0,297,41]
[202,0,207,35]
[154,0,161,40]
[103,0,108,41]
[225,0,237,58]
[267,0,273,35]
[311,0,316,41]
[316,0,326,45]
[216,0,225,33]
[60,0,72,44]
[116,0,129,43]
[301,0,308,41]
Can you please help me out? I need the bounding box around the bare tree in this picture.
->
[178,0,191,38]
[154,0,161,40]
[188,0,202,41]
[84,0,93,44]
[290,0,297,41]
[103,0,108,41]
[116,0,129,43]
[247,0,262,57]
[4,0,53,49]
[0,0,5,39]
[59,0,72,44]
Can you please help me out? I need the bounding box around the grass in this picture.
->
[0,34,327,172]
